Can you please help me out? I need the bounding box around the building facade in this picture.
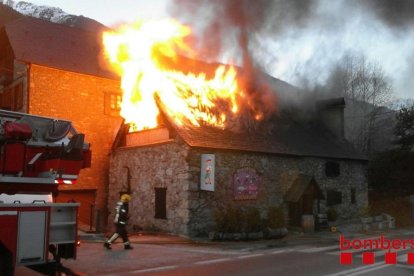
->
[109,103,368,237]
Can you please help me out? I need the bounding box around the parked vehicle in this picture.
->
[0,109,91,275]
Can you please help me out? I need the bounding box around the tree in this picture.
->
[368,104,414,192]
[323,53,394,155]
[394,105,414,151]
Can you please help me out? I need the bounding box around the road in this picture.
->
[15,229,414,275]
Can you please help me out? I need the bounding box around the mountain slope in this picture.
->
[1,0,107,32]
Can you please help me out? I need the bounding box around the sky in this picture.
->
[19,0,414,101]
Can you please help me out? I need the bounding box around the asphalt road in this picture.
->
[15,228,414,276]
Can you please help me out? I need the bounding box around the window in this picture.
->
[351,188,356,204]
[154,188,167,219]
[0,81,24,111]
[104,92,122,116]
[326,190,342,206]
[325,161,340,177]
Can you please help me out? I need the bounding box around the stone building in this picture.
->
[109,98,368,237]
[0,17,122,229]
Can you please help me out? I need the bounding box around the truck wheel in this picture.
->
[0,244,14,276]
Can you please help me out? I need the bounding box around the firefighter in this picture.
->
[104,194,133,250]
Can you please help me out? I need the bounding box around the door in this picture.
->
[17,211,48,265]
[288,201,302,227]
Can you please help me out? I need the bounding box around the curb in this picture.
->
[78,227,414,247]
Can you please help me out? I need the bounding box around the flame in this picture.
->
[103,19,260,131]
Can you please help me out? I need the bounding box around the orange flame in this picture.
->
[103,19,259,131]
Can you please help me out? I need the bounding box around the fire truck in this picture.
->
[0,109,91,275]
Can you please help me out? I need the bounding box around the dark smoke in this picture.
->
[362,0,414,29]
[168,0,318,118]
[169,0,321,73]
[168,0,414,101]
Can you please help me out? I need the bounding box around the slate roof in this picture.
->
[168,107,367,161]
[0,3,23,26]
[3,16,118,80]
[152,56,365,161]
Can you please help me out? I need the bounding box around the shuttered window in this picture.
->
[154,188,167,219]
[351,188,356,204]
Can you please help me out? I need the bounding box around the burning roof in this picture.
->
[104,19,366,161]
[102,19,277,132]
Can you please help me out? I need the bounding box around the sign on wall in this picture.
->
[200,154,215,191]
[233,168,260,200]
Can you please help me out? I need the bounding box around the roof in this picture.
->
[148,57,366,161]
[284,174,324,202]
[149,56,366,161]
[3,16,118,79]
[0,3,23,26]
[168,108,367,161]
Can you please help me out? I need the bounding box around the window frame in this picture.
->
[0,81,24,111]
[350,188,356,204]
[104,91,122,116]
[325,161,340,178]
[154,187,167,219]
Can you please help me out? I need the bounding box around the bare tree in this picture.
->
[325,53,394,155]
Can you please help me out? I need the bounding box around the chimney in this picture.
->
[315,97,345,139]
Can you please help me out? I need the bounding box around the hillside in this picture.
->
[1,1,107,32]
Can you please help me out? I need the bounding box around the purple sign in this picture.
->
[233,169,260,200]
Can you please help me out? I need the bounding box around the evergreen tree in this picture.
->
[394,105,414,151]
[368,104,414,192]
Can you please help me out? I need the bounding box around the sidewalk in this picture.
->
[79,224,414,251]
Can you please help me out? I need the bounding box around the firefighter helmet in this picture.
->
[121,194,131,202]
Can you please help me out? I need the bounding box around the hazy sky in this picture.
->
[22,1,414,101]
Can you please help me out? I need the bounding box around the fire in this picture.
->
[102,19,259,131]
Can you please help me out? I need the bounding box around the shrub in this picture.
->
[369,191,414,227]
[358,206,371,218]
[213,205,243,233]
[243,207,262,232]
[266,206,285,228]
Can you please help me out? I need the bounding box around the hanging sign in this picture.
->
[200,154,215,191]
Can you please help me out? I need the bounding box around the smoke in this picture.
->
[363,0,414,29]
[168,0,309,117]
[168,0,414,100]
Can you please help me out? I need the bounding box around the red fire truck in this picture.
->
[0,109,91,275]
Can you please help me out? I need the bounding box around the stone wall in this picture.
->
[186,149,368,236]
[109,139,191,235]
[110,135,368,237]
